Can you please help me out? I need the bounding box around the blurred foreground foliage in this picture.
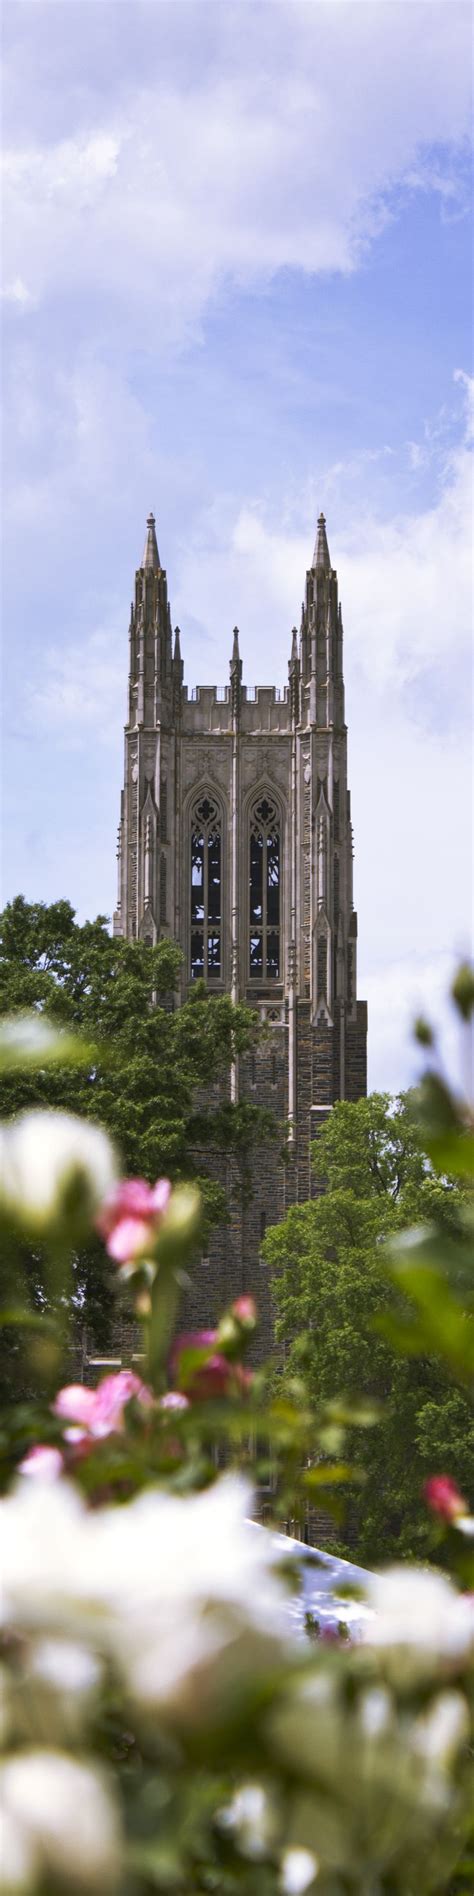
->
[266,1078,473,1564]
[0,963,472,1895]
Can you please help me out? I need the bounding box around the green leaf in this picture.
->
[415,1073,474,1177]
[425,1128,474,1177]
[323,1396,383,1428]
[389,1222,474,1293]
[387,1253,474,1383]
[302,1462,359,1487]
[0,1307,57,1333]
[0,1012,94,1071]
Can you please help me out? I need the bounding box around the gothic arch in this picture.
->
[184,785,228,985]
[243,780,286,985]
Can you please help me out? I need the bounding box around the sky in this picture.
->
[1,0,473,1092]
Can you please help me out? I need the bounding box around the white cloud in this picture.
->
[365,951,472,1094]
[1,277,36,310]
[27,623,125,748]
[1,2,471,338]
[175,373,473,703]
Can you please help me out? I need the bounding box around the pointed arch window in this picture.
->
[190,794,222,980]
[249,795,281,980]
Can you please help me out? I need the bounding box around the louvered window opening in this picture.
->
[190,795,222,980]
[249,796,281,980]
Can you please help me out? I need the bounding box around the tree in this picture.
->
[263,1093,473,1564]
[0,897,275,1363]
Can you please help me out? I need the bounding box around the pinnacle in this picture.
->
[173,625,181,661]
[313,512,331,573]
[231,626,240,663]
[290,627,298,665]
[141,512,160,572]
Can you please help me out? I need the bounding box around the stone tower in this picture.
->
[114,510,367,1347]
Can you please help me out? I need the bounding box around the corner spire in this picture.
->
[141,512,160,572]
[313,512,331,573]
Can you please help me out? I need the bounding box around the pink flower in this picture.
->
[53,1370,152,1445]
[170,1329,253,1401]
[424,1475,466,1522]
[169,1328,228,1399]
[232,1295,257,1327]
[53,1384,98,1428]
[95,1176,172,1265]
[18,1444,64,1479]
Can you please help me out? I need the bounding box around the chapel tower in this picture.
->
[114,511,367,1346]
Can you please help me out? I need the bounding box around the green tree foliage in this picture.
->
[0,897,274,1363]
[263,1092,473,1564]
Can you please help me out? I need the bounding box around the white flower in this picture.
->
[0,1476,100,1642]
[363,1567,474,1680]
[30,1639,100,1700]
[0,1751,120,1890]
[0,1474,290,1733]
[280,1847,319,1894]
[217,1783,278,1859]
[91,1472,291,1726]
[411,1690,469,1768]
[0,1805,36,1892]
[27,1639,102,1742]
[0,1110,118,1237]
[358,1686,392,1740]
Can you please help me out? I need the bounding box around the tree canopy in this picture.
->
[263,1092,473,1564]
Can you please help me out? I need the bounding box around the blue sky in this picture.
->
[1,0,472,1089]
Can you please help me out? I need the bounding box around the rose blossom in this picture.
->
[170,1329,252,1400]
[19,1445,64,1480]
[362,1566,474,1681]
[232,1296,257,1327]
[0,1474,290,1732]
[424,1475,467,1522]
[95,1175,171,1264]
[53,1370,152,1445]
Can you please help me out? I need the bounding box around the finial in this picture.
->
[173,625,181,661]
[290,626,298,665]
[141,511,160,572]
[231,625,240,663]
[313,511,331,573]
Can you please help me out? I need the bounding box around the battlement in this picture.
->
[181,682,291,734]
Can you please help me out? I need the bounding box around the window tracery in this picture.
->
[190,794,222,980]
[249,794,281,980]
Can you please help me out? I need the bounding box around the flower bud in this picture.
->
[215,1295,257,1360]
[451,962,474,1021]
[95,1176,171,1265]
[423,1475,467,1523]
[0,1111,118,1240]
[155,1183,201,1263]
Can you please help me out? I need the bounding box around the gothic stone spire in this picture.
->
[141,512,160,572]
[313,512,331,573]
